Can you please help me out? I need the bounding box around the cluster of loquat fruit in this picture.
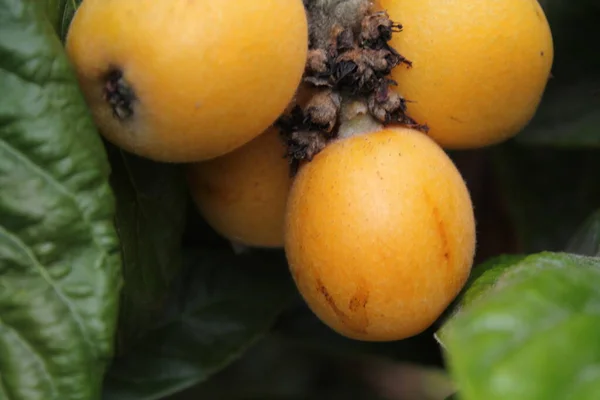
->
[65,0,553,342]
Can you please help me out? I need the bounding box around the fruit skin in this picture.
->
[379,0,554,149]
[187,126,291,248]
[65,0,308,163]
[284,127,476,341]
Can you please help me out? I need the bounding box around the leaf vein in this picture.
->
[0,224,95,356]
[0,138,105,255]
[0,317,57,398]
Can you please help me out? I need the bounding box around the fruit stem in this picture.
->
[337,96,384,139]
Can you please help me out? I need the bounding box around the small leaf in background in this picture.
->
[516,77,600,148]
[0,0,122,399]
[538,0,600,77]
[45,0,66,33]
[106,145,188,350]
[566,209,600,257]
[516,0,600,147]
[441,252,600,400]
[45,0,80,42]
[171,333,393,400]
[102,248,295,400]
[491,144,600,253]
[274,297,445,368]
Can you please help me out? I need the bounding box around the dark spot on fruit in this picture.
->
[103,68,136,121]
[348,285,369,311]
[316,277,368,334]
[317,278,344,316]
[540,51,544,57]
[449,115,464,123]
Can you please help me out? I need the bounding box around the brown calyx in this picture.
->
[103,68,136,120]
[275,103,330,177]
[277,2,428,176]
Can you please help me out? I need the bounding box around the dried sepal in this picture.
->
[276,106,331,175]
[303,89,342,133]
[279,1,426,171]
[359,11,403,49]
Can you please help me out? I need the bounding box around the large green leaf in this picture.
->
[0,0,122,399]
[106,146,188,351]
[435,254,525,350]
[102,248,295,400]
[441,252,600,400]
[440,254,526,323]
[566,210,600,257]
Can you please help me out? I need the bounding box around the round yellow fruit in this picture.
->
[65,0,308,162]
[187,126,291,248]
[379,0,554,149]
[284,127,476,341]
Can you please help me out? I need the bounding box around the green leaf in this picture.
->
[0,1,122,399]
[566,210,600,257]
[45,0,65,31]
[102,248,295,400]
[441,252,600,400]
[436,254,525,348]
[45,0,79,42]
[442,254,526,321]
[106,146,188,350]
[491,144,600,252]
